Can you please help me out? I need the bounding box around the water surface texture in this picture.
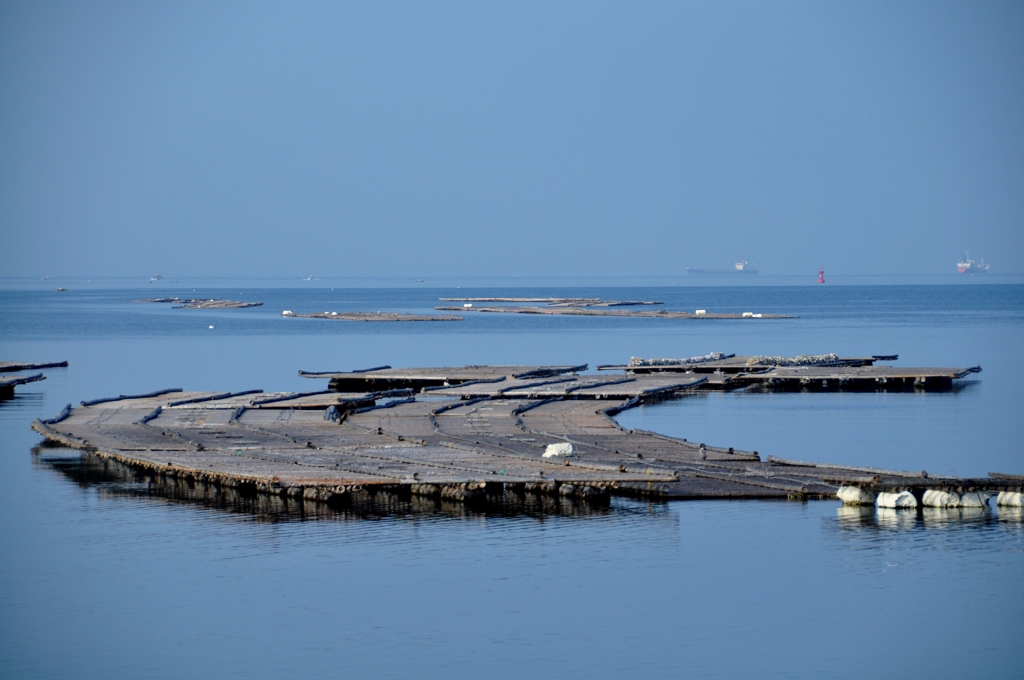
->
[1,283,1021,678]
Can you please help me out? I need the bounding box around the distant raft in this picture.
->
[434,305,795,319]
[282,311,463,322]
[134,298,263,309]
[439,297,663,307]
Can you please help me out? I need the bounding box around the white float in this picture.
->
[875,490,917,509]
[957,491,990,508]
[837,486,876,505]
[542,442,574,458]
[997,491,1024,507]
[922,489,960,508]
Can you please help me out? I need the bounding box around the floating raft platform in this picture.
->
[599,354,895,373]
[299,364,588,391]
[435,306,795,319]
[440,297,663,307]
[732,365,982,390]
[0,361,68,373]
[1,373,46,397]
[32,362,1013,510]
[599,353,981,391]
[282,311,462,322]
[134,298,263,309]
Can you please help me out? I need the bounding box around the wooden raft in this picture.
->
[300,364,589,392]
[1,360,66,398]
[282,311,463,322]
[0,361,68,373]
[435,306,795,319]
[440,297,663,307]
[598,354,893,373]
[133,298,263,309]
[597,354,981,391]
[32,364,1011,509]
[1,373,46,397]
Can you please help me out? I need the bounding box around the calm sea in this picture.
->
[1,280,1022,678]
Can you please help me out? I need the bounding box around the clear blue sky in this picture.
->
[2,1,1022,277]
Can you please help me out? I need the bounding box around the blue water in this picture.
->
[1,282,1022,678]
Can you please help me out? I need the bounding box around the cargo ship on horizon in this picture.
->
[957,251,989,274]
[686,260,759,275]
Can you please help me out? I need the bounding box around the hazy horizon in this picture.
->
[3,1,1022,278]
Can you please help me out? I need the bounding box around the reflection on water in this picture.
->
[32,444,617,523]
[0,391,45,413]
[994,505,1024,524]
[5,284,1024,678]
[836,503,1022,528]
[34,441,1022,542]
[834,502,1023,539]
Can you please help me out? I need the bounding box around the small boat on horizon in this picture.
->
[957,251,989,274]
[686,260,759,275]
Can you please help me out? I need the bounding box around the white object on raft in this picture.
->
[837,486,876,505]
[997,491,1024,507]
[742,312,754,317]
[876,490,917,509]
[695,309,706,316]
[463,303,473,308]
[282,310,294,316]
[542,442,575,458]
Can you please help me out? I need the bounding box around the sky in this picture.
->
[1,0,1022,278]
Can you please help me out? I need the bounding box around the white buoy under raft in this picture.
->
[921,489,990,508]
[837,486,876,506]
[997,491,1024,507]
[875,490,917,509]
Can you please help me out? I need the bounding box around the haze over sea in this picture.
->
[0,277,1021,678]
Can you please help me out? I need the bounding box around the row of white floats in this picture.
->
[838,486,1024,509]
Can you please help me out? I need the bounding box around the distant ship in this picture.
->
[686,260,759,275]
[150,274,163,282]
[957,251,989,274]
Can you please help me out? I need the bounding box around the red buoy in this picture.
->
[818,267,825,284]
